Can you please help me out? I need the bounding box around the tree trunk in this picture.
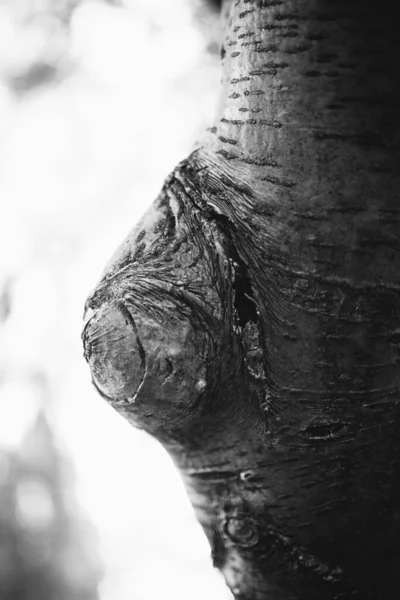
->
[82,1,400,598]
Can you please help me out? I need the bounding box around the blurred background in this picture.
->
[0,1,232,598]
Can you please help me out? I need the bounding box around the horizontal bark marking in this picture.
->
[254,44,279,53]
[280,31,299,38]
[219,136,238,145]
[230,76,251,83]
[261,61,289,69]
[327,205,366,214]
[244,89,265,96]
[284,43,312,54]
[238,107,262,113]
[274,12,299,21]
[259,118,283,127]
[305,69,340,78]
[257,0,284,7]
[313,130,399,149]
[187,469,239,481]
[249,68,279,76]
[242,156,279,167]
[306,31,329,41]
[239,10,254,19]
[241,40,262,47]
[261,174,296,188]
[216,149,238,160]
[221,118,245,125]
[315,52,338,63]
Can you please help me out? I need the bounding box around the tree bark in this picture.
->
[82,1,400,598]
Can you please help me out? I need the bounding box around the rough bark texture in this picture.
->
[82,1,400,598]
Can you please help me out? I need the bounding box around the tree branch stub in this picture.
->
[83,1,400,598]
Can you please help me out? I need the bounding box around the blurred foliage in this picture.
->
[0,0,112,93]
[0,413,102,600]
[0,0,221,94]
[0,1,228,599]
[1,268,102,598]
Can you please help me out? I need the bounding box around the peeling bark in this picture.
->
[82,1,400,598]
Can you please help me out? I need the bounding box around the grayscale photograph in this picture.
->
[0,1,399,599]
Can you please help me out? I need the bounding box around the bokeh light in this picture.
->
[0,1,232,599]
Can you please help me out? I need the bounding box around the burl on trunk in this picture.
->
[82,1,400,598]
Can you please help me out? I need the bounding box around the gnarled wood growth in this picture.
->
[82,1,400,598]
